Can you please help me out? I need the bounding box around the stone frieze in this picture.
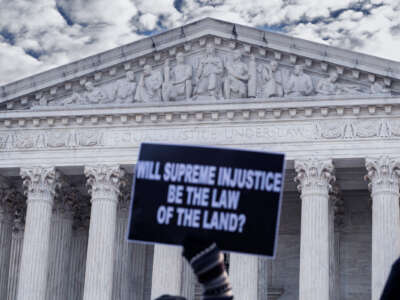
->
[316,119,400,140]
[0,124,315,151]
[1,119,400,151]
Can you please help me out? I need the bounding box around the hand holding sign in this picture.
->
[127,143,285,257]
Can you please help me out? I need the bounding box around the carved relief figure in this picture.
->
[259,60,284,98]
[162,53,193,101]
[317,71,372,96]
[113,71,137,103]
[193,43,223,99]
[84,81,109,104]
[287,65,314,96]
[316,71,340,95]
[224,49,249,99]
[64,81,103,105]
[370,81,391,94]
[135,64,163,102]
[248,54,257,97]
[64,90,85,106]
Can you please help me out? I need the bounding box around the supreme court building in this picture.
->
[0,18,400,300]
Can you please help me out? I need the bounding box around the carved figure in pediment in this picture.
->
[370,81,391,94]
[31,94,51,108]
[162,53,193,101]
[317,71,372,96]
[113,71,137,103]
[259,60,284,98]
[135,64,163,102]
[39,94,49,106]
[224,49,249,99]
[84,81,110,104]
[194,43,223,99]
[64,91,85,105]
[317,71,340,95]
[248,54,257,97]
[287,65,314,96]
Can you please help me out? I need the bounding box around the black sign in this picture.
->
[127,143,285,257]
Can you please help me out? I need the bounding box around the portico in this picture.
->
[0,18,400,300]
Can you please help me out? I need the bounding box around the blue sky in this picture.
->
[0,0,399,85]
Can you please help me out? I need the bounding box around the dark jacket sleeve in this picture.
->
[380,257,400,299]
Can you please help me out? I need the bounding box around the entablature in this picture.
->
[1,96,400,129]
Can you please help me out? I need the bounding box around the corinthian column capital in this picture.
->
[84,165,126,203]
[20,167,59,205]
[294,158,335,194]
[365,156,400,195]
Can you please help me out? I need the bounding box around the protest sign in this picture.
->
[127,143,285,257]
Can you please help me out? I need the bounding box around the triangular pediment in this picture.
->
[1,17,400,111]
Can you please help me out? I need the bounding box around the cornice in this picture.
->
[1,96,400,130]
[1,18,400,110]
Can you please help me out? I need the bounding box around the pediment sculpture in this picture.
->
[162,52,193,101]
[30,39,395,109]
[112,71,137,103]
[193,43,224,100]
[224,49,249,99]
[63,70,137,106]
[287,65,314,96]
[259,60,284,98]
[316,71,373,96]
[135,64,163,102]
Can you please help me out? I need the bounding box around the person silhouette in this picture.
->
[380,256,400,299]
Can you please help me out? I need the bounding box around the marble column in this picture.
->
[17,167,59,300]
[83,165,125,300]
[46,186,77,300]
[230,253,259,300]
[295,158,335,300]
[258,257,269,300]
[0,178,14,299]
[113,178,148,300]
[7,191,26,300]
[113,198,132,300]
[7,231,24,300]
[181,259,196,300]
[365,156,400,300]
[151,245,183,299]
[329,186,343,300]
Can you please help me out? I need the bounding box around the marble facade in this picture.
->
[1,18,400,300]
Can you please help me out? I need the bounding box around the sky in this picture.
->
[0,0,400,86]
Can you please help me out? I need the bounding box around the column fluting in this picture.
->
[46,185,77,300]
[7,191,26,300]
[365,156,400,300]
[0,178,15,299]
[82,165,125,300]
[229,253,259,300]
[150,245,183,299]
[17,167,59,300]
[295,158,335,300]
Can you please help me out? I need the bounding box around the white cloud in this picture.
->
[1,0,400,85]
[0,41,44,84]
[139,14,158,31]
